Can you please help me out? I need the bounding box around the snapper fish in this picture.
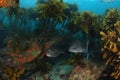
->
[68,40,86,53]
[45,48,64,57]
[68,40,89,59]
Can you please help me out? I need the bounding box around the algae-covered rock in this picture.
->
[68,60,105,80]
[49,64,73,80]
[2,65,25,80]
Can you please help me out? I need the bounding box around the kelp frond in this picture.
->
[100,21,120,79]
[36,0,68,22]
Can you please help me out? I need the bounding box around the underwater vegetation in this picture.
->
[102,8,120,31]
[36,0,67,22]
[19,58,52,79]
[0,0,19,8]
[1,65,25,80]
[65,10,101,59]
[100,9,120,79]
[0,0,120,79]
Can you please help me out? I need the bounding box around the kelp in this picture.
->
[100,21,120,79]
[114,21,120,35]
[68,11,98,59]
[66,11,98,36]
[36,0,68,22]
[3,65,25,80]
[102,8,120,31]
[78,11,97,34]
[32,0,71,49]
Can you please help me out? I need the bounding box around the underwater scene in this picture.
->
[0,0,120,80]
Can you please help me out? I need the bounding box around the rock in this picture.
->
[44,74,50,80]
[68,60,105,80]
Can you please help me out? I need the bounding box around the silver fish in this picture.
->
[46,48,64,57]
[68,40,86,53]
[68,40,89,59]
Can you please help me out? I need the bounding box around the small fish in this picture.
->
[45,48,64,57]
[68,40,89,59]
[101,0,114,3]
[68,40,86,53]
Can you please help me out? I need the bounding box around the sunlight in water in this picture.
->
[89,0,96,1]
[20,0,37,8]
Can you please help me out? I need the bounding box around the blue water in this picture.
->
[20,0,120,15]
[64,0,120,15]
[20,0,37,8]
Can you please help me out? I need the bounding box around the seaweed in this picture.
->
[36,0,68,22]
[100,20,120,79]
[102,8,120,31]
[2,65,25,80]
[20,58,52,79]
[35,59,51,74]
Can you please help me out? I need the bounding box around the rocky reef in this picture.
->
[0,0,120,79]
[68,59,105,80]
